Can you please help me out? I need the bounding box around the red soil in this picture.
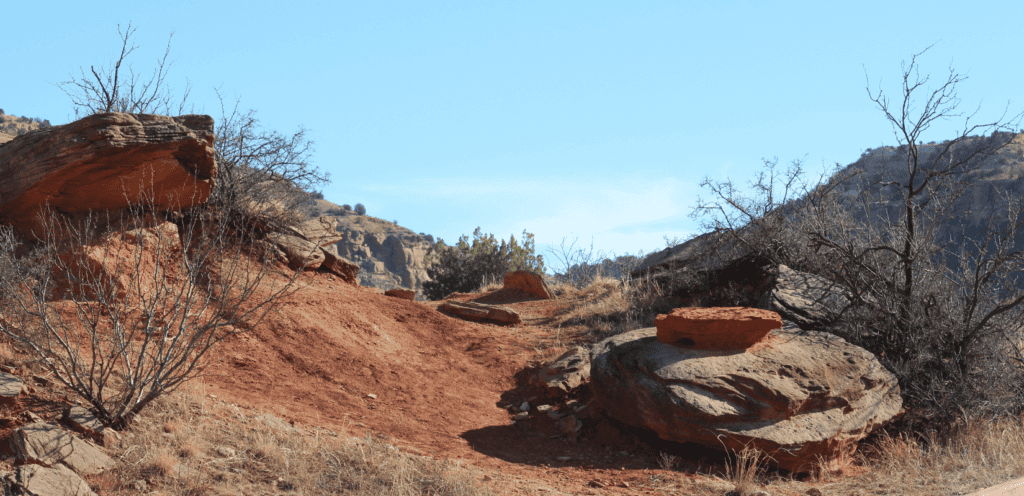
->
[201,271,817,495]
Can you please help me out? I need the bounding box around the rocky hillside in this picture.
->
[302,198,434,299]
[833,131,1024,243]
[0,110,50,144]
[639,131,1024,275]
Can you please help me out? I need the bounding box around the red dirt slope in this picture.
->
[203,271,533,463]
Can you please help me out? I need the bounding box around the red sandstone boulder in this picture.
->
[384,288,415,300]
[656,307,781,349]
[503,270,553,299]
[0,113,216,235]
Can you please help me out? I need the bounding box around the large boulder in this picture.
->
[503,270,553,299]
[656,307,782,349]
[5,464,96,496]
[590,325,902,473]
[288,216,343,248]
[0,113,216,235]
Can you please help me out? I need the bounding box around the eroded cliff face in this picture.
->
[303,199,433,299]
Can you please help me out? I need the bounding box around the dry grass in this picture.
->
[723,446,767,496]
[553,274,672,345]
[838,414,1024,495]
[474,274,504,294]
[104,381,494,496]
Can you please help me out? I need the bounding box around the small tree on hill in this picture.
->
[423,228,545,300]
[354,203,366,215]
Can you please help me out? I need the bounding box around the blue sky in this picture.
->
[4,1,1023,271]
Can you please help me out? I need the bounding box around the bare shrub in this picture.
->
[209,91,327,234]
[691,48,1024,430]
[547,236,645,289]
[0,196,301,429]
[54,22,330,235]
[55,22,192,118]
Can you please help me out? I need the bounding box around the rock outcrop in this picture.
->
[631,236,855,333]
[320,246,360,284]
[504,270,553,299]
[262,215,361,283]
[590,324,902,473]
[0,113,217,235]
[656,307,782,349]
[267,233,326,270]
[439,300,521,325]
[301,199,434,298]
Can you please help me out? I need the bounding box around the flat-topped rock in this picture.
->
[6,464,96,496]
[11,422,115,476]
[656,307,781,349]
[288,216,343,247]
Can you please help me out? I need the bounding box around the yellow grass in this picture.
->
[104,381,494,496]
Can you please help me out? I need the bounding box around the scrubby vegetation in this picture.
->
[423,227,545,300]
[0,112,50,136]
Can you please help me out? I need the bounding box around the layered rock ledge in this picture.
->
[0,113,216,234]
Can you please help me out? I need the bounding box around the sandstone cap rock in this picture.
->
[655,307,782,349]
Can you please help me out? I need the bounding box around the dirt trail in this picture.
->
[203,272,817,495]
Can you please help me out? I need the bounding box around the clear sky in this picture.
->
[4,1,1022,270]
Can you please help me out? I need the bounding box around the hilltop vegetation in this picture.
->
[0,110,50,141]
